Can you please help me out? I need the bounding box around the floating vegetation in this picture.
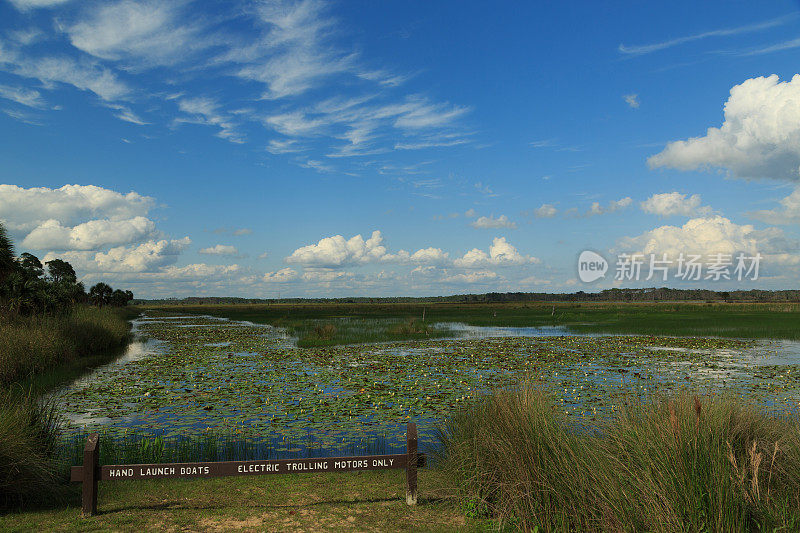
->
[52,314,800,456]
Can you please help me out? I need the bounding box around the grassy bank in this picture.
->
[438,387,800,531]
[0,306,134,510]
[146,301,800,343]
[0,469,483,532]
[0,305,133,386]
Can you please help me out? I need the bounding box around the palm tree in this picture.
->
[0,222,15,285]
[89,282,113,307]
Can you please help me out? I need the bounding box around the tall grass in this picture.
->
[0,389,65,510]
[0,305,131,385]
[438,387,800,531]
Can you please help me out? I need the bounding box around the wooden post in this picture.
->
[406,422,417,506]
[82,433,99,516]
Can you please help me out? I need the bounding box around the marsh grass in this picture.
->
[289,317,451,347]
[62,429,398,466]
[151,301,800,340]
[0,389,66,510]
[0,306,131,385]
[438,387,800,531]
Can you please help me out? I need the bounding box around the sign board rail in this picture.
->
[71,422,424,516]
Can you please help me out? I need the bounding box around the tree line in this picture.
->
[0,223,133,316]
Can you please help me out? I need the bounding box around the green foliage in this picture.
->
[0,223,14,284]
[44,258,76,284]
[0,389,66,510]
[438,387,800,531]
[0,306,131,385]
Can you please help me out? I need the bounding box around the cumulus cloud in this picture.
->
[454,237,538,268]
[649,75,800,181]
[747,187,800,225]
[533,204,557,218]
[616,216,797,264]
[199,244,238,256]
[586,197,632,217]
[624,93,640,108]
[386,247,449,265]
[302,269,354,282]
[263,267,297,283]
[641,192,713,217]
[21,216,158,250]
[43,237,191,273]
[157,263,240,280]
[441,270,498,284]
[0,184,154,232]
[470,215,517,229]
[464,208,477,218]
[286,230,387,267]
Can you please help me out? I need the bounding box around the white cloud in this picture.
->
[624,93,640,108]
[66,0,207,67]
[175,97,243,143]
[470,214,517,229]
[0,84,47,108]
[454,237,538,268]
[748,187,800,225]
[641,192,713,217]
[93,237,191,272]
[266,139,304,154]
[442,270,498,284]
[8,0,71,11]
[286,230,387,267]
[616,216,797,263]
[0,45,130,101]
[386,247,449,265]
[533,204,557,218]
[22,216,158,250]
[464,208,477,218]
[586,197,632,217]
[199,244,238,256]
[0,184,154,232]
[302,269,354,282]
[263,267,297,283]
[649,75,800,181]
[226,0,353,99]
[157,263,240,280]
[393,100,470,129]
[618,15,792,55]
[44,237,191,273]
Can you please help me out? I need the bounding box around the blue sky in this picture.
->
[1,0,800,298]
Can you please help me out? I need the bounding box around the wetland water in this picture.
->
[53,313,800,456]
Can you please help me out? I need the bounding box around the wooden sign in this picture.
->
[71,422,425,516]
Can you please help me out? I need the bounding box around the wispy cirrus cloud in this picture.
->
[618,14,794,56]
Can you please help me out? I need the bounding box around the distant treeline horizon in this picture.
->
[137,287,800,305]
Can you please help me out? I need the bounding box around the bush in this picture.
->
[437,387,800,531]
